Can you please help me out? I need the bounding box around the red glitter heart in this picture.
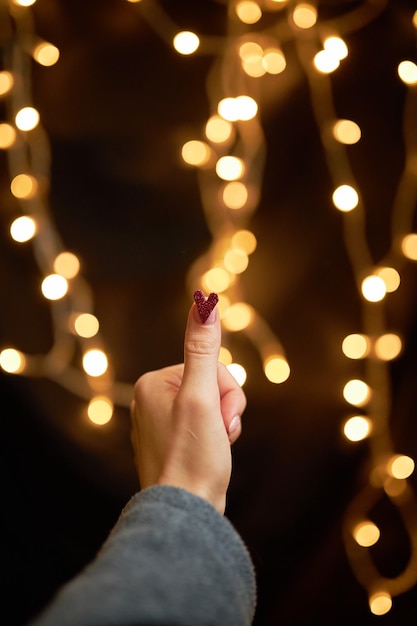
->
[193,290,219,323]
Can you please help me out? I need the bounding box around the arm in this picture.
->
[29,486,256,626]
[29,295,256,626]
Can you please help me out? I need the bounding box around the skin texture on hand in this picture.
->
[130,301,246,514]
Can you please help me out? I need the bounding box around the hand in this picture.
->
[130,299,246,514]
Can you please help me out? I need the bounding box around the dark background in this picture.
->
[1,1,417,624]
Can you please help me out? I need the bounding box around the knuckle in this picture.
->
[134,370,155,398]
[184,335,218,357]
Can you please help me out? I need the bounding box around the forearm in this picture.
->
[29,486,256,626]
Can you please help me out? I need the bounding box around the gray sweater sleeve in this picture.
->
[29,485,257,626]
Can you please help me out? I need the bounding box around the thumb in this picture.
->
[181,291,220,393]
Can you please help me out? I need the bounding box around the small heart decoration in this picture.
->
[193,290,219,323]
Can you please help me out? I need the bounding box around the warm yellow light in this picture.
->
[388,454,415,479]
[375,266,400,292]
[401,233,417,260]
[231,229,257,254]
[173,31,200,55]
[205,116,233,143]
[224,249,249,274]
[0,123,17,149]
[223,181,248,209]
[126,0,143,3]
[216,156,245,181]
[239,41,263,60]
[227,362,247,386]
[239,41,265,76]
[369,592,392,616]
[332,185,358,211]
[342,334,369,359]
[0,348,26,374]
[292,3,317,29]
[235,1,262,24]
[223,303,253,331]
[72,313,100,338]
[353,520,380,547]
[15,107,40,131]
[361,275,386,302]
[41,274,68,300]
[87,396,113,425]
[181,140,211,166]
[33,42,60,66]
[323,36,348,60]
[219,346,233,365]
[343,415,371,441]
[218,97,240,122]
[12,0,37,5]
[384,476,407,498]
[0,71,14,96]
[263,48,286,74]
[217,293,231,318]
[332,119,361,144]
[241,48,265,77]
[314,50,340,73]
[343,379,371,407]
[413,10,417,28]
[203,267,231,293]
[264,355,290,383]
[54,252,80,278]
[374,333,402,360]
[10,174,38,199]
[217,96,258,121]
[235,95,258,120]
[398,60,417,85]
[82,349,108,377]
[10,215,37,242]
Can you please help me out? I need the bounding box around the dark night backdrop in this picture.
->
[1,1,417,625]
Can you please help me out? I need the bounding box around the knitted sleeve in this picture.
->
[29,485,257,626]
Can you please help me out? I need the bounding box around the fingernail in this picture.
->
[193,290,219,324]
[228,415,241,437]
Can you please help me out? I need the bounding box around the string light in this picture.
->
[15,106,40,131]
[173,31,200,55]
[1,0,417,614]
[87,396,114,425]
[10,215,37,242]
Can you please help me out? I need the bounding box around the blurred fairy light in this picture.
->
[332,119,361,144]
[397,60,417,85]
[10,215,37,242]
[82,349,108,377]
[87,396,113,425]
[15,106,39,131]
[205,116,233,143]
[332,184,359,211]
[227,362,247,386]
[1,0,417,613]
[0,348,26,374]
[0,122,16,148]
[342,334,370,359]
[361,274,387,302]
[343,415,372,442]
[72,313,100,338]
[353,521,380,547]
[41,274,69,300]
[32,42,60,66]
[343,379,371,407]
[375,266,400,292]
[0,71,14,95]
[235,1,263,25]
[53,252,81,279]
[10,173,38,198]
[173,31,200,55]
